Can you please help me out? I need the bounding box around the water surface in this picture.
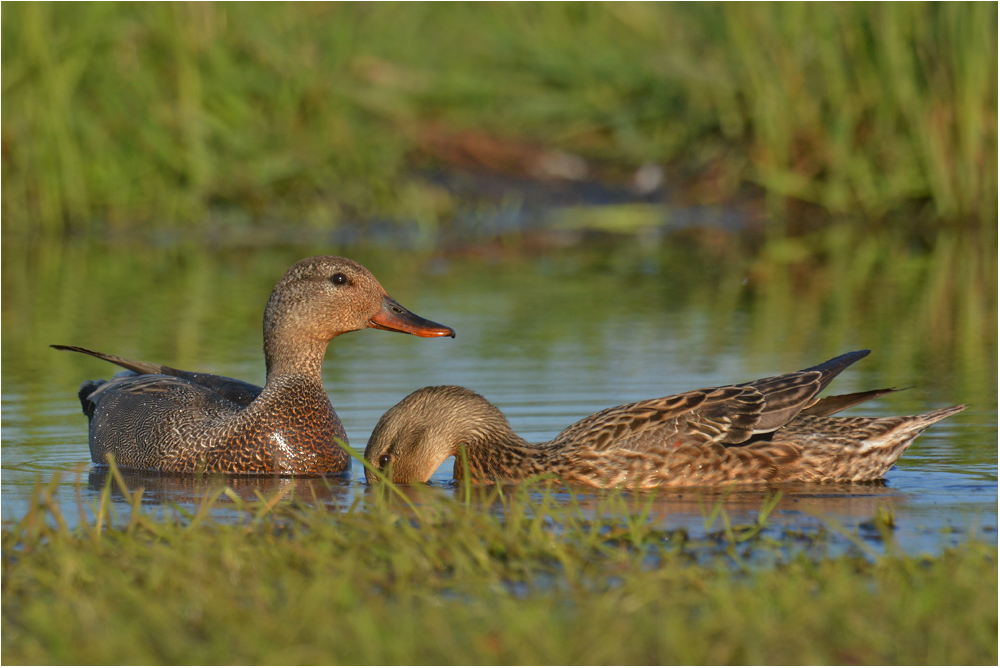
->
[2,239,996,555]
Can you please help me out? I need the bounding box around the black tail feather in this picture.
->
[78,379,106,418]
[801,387,904,417]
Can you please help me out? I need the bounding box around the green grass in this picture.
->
[3,470,997,664]
[2,3,996,237]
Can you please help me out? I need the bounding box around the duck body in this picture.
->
[55,256,455,476]
[365,351,965,487]
[79,369,347,474]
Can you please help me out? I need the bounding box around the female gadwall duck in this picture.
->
[54,256,455,475]
[365,351,965,487]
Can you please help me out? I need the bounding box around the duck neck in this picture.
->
[455,429,552,483]
[261,282,339,384]
[263,324,330,384]
[250,343,335,443]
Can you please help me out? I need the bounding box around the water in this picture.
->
[2,239,996,555]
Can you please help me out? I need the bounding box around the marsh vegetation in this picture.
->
[3,469,997,665]
[2,3,995,239]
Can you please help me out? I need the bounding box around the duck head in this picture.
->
[263,256,454,379]
[365,385,511,484]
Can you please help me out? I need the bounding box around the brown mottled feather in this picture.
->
[54,256,454,476]
[365,353,965,488]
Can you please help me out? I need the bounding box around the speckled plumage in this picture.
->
[365,351,965,487]
[55,256,455,475]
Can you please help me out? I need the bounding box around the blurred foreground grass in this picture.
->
[3,470,997,664]
[2,2,996,237]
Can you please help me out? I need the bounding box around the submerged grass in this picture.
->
[2,3,996,237]
[2,470,997,665]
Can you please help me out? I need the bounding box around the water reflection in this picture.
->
[84,463,896,522]
[85,467,356,509]
[399,479,903,529]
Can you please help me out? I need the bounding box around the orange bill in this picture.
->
[369,296,456,338]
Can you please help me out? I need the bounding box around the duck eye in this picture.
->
[331,273,349,286]
[378,454,391,469]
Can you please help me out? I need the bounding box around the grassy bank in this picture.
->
[3,472,997,664]
[2,3,996,237]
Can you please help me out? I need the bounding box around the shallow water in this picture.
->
[2,239,996,555]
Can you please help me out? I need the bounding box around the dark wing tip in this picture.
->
[801,350,870,374]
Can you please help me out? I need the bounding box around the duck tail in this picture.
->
[78,379,106,419]
[793,405,966,482]
[799,387,904,417]
[51,344,167,376]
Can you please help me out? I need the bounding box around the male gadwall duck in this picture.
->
[365,351,965,487]
[54,256,455,475]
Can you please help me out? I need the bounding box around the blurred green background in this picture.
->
[3,1,996,395]
[2,2,996,240]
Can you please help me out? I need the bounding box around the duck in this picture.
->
[364,351,965,487]
[54,255,455,475]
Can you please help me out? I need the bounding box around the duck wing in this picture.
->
[550,385,760,453]
[551,351,873,452]
[727,350,871,437]
[82,373,247,471]
[52,344,263,409]
[79,372,245,420]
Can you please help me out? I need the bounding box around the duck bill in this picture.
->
[369,296,456,338]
